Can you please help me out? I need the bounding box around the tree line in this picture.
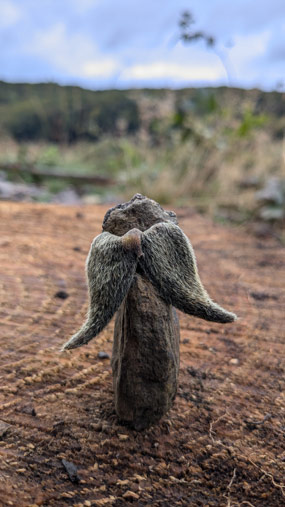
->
[0,81,284,143]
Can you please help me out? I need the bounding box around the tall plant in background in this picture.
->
[178,10,232,85]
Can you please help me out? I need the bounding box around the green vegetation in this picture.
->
[0,81,284,229]
[0,82,139,142]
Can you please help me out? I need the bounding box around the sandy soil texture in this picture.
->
[0,202,284,506]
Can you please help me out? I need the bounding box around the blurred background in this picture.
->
[0,0,284,235]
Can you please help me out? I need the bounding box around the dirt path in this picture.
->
[0,202,284,507]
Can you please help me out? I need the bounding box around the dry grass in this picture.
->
[0,126,284,224]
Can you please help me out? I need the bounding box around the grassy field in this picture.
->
[1,132,284,223]
[0,84,284,232]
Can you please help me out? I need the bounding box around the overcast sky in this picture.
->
[0,0,284,91]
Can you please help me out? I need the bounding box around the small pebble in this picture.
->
[123,491,139,500]
[55,290,69,300]
[229,358,239,365]
[0,420,11,438]
[118,434,129,441]
[21,405,36,416]
[62,459,79,483]
[97,351,110,360]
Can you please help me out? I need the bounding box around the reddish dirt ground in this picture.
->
[0,201,284,507]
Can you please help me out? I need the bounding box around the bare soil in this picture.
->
[0,202,284,507]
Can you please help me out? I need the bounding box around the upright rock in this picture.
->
[103,194,180,430]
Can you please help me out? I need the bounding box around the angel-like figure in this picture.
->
[62,194,236,430]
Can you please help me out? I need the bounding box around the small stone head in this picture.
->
[102,193,177,235]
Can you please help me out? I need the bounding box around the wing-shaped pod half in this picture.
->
[62,230,142,350]
[139,222,237,324]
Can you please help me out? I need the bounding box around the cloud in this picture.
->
[202,0,285,39]
[228,30,271,83]
[0,0,21,28]
[264,21,285,63]
[82,59,118,77]
[230,30,271,62]
[70,0,100,14]
[122,61,225,83]
[0,0,284,90]
[30,22,118,79]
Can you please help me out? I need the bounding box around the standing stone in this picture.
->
[112,275,180,430]
[103,194,180,429]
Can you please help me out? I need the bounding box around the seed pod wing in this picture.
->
[62,231,140,350]
[139,222,237,324]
